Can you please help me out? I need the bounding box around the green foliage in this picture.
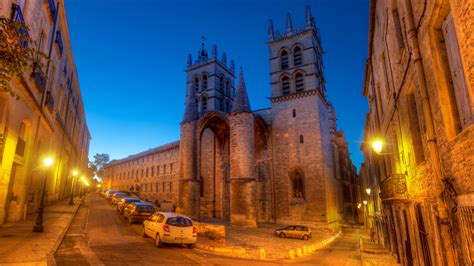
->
[88,153,110,177]
[0,17,48,100]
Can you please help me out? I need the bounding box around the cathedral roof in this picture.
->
[232,68,251,112]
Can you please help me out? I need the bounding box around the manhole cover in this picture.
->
[0,234,16,237]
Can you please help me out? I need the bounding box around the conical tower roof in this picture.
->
[232,68,251,112]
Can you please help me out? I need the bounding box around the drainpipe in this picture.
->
[403,0,455,265]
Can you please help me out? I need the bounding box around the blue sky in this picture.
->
[65,0,369,169]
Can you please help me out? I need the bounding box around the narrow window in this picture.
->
[194,77,200,91]
[292,171,304,198]
[294,46,303,66]
[282,76,290,95]
[407,94,425,164]
[151,166,154,176]
[146,167,149,177]
[170,163,173,173]
[391,2,405,48]
[226,80,231,96]
[202,74,208,91]
[219,75,225,91]
[292,109,296,117]
[280,50,289,70]
[201,96,208,112]
[295,72,304,92]
[300,135,304,144]
[156,183,159,192]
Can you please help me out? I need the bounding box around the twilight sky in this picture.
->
[64,0,369,169]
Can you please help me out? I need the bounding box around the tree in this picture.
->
[0,15,48,100]
[88,153,110,178]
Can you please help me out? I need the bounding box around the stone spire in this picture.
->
[230,60,235,72]
[268,19,274,38]
[286,12,293,32]
[232,68,251,112]
[187,54,192,67]
[212,44,217,58]
[182,84,198,122]
[221,52,227,65]
[306,5,313,26]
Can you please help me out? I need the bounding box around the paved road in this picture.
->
[55,194,364,265]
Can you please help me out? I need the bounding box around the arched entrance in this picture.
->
[198,112,230,220]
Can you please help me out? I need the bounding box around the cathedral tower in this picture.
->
[186,41,236,115]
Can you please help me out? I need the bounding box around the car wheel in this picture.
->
[155,234,163,248]
[142,226,147,238]
[187,244,196,249]
[302,235,309,240]
[279,232,286,238]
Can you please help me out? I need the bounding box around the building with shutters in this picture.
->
[0,0,91,225]
[359,0,474,265]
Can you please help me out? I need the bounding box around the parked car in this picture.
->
[123,202,155,224]
[116,197,141,214]
[274,225,312,240]
[111,193,128,204]
[104,190,119,199]
[143,212,197,248]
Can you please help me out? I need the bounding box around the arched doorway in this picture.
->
[198,112,230,220]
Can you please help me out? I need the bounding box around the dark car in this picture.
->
[117,197,141,214]
[275,225,312,240]
[123,202,156,224]
[111,192,128,204]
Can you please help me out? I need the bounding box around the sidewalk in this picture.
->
[0,196,83,265]
[360,235,400,266]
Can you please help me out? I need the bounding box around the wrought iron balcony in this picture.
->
[380,173,408,201]
[11,4,29,47]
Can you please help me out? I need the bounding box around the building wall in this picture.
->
[361,0,473,265]
[0,0,91,225]
[103,142,180,206]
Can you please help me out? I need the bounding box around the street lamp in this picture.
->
[371,139,383,154]
[33,156,54,232]
[69,169,79,205]
[363,200,368,205]
[366,188,371,195]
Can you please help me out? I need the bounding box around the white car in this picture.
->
[143,212,197,248]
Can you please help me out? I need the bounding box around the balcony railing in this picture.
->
[31,63,46,92]
[11,4,29,47]
[380,173,408,201]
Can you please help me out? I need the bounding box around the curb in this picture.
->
[46,196,85,266]
[195,231,342,260]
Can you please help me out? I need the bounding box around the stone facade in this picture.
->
[105,6,355,231]
[0,0,91,225]
[360,0,474,265]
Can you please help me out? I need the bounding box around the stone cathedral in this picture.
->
[105,6,356,231]
[178,6,352,230]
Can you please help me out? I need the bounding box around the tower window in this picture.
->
[202,74,208,91]
[194,76,200,91]
[201,96,208,112]
[280,50,289,70]
[282,76,290,95]
[219,75,225,92]
[294,46,303,66]
[292,109,296,117]
[300,135,304,143]
[291,169,304,198]
[295,72,304,92]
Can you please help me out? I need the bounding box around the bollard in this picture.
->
[303,246,308,255]
[259,248,266,260]
[289,249,295,259]
[296,248,303,257]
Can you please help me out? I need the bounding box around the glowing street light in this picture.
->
[371,139,383,154]
[363,200,368,205]
[33,156,54,232]
[366,188,371,195]
[72,169,79,176]
[357,203,362,209]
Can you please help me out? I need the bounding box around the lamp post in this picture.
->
[68,169,79,205]
[33,156,54,233]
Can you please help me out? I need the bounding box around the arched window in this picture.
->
[280,50,289,70]
[292,170,304,198]
[295,72,304,92]
[294,46,303,66]
[201,96,208,112]
[219,75,225,91]
[202,74,208,91]
[282,76,290,95]
[194,76,200,91]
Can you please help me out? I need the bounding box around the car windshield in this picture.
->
[136,206,154,212]
[166,217,193,227]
